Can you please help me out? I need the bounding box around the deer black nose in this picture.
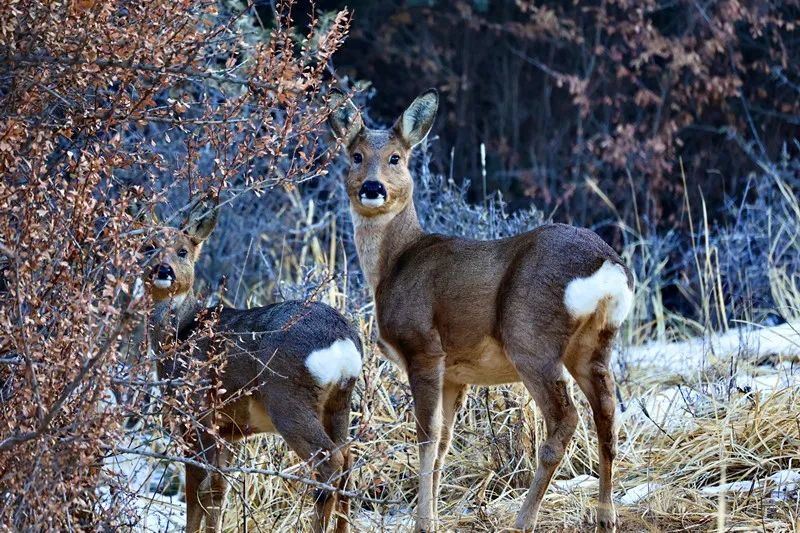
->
[359,181,387,200]
[154,263,175,281]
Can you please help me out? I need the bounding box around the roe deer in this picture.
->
[147,197,361,533]
[328,89,633,532]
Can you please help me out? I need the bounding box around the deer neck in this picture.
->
[151,289,200,346]
[352,201,423,293]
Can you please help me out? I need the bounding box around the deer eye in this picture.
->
[389,154,400,165]
[352,153,362,164]
[177,248,188,258]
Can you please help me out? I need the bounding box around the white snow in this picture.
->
[619,482,664,505]
[613,322,800,508]
[767,469,800,501]
[98,432,185,531]
[614,323,800,432]
[701,479,760,495]
[354,507,415,531]
[700,469,800,501]
[553,474,599,493]
[619,322,800,374]
[620,385,706,430]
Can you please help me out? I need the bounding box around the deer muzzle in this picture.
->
[152,263,176,289]
[358,180,387,208]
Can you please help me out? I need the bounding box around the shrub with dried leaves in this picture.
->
[0,0,349,528]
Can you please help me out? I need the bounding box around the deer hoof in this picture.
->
[595,507,617,532]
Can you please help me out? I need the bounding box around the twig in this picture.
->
[105,445,398,505]
[0,316,129,452]
[3,53,275,91]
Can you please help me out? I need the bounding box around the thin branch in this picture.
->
[2,53,274,90]
[106,445,398,505]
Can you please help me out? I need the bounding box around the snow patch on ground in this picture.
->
[701,469,800,501]
[353,507,415,531]
[98,429,185,531]
[619,322,800,374]
[553,474,599,493]
[614,322,800,508]
[619,482,664,505]
[617,323,799,432]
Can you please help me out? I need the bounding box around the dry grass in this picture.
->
[203,179,800,532]
[216,344,799,532]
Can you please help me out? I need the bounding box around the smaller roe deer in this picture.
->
[147,197,361,533]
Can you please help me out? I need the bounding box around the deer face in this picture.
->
[146,199,218,304]
[148,231,200,303]
[329,90,438,218]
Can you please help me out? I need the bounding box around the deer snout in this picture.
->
[359,180,387,208]
[152,263,176,289]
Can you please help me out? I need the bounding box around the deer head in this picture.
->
[328,89,438,218]
[147,196,218,305]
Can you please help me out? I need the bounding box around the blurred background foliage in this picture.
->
[282,0,799,224]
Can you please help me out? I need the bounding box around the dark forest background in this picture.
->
[286,0,799,226]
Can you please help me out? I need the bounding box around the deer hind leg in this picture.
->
[324,381,357,533]
[407,355,445,532]
[432,382,467,516]
[269,395,343,533]
[509,350,578,532]
[564,320,618,532]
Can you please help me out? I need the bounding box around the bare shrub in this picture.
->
[0,0,349,528]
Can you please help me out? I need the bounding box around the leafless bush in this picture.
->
[0,0,349,528]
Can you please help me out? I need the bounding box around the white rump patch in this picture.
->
[305,338,362,386]
[359,196,386,208]
[564,261,633,327]
[153,279,173,289]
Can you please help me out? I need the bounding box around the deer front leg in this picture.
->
[407,356,445,532]
[432,382,467,516]
[184,434,231,533]
[185,463,205,533]
[199,442,231,533]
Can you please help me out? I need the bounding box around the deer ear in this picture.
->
[395,89,438,148]
[328,89,364,148]
[184,195,219,243]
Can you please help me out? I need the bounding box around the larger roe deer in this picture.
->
[329,89,633,532]
[147,198,361,533]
